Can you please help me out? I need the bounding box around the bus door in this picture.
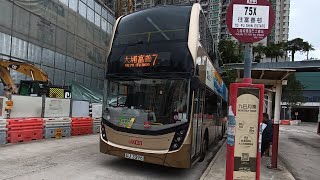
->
[191,88,204,159]
[216,97,222,138]
[204,90,216,145]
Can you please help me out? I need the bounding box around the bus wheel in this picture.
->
[199,137,207,162]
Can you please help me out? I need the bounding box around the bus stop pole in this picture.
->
[243,43,253,83]
[272,84,282,168]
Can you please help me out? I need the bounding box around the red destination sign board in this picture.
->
[226,0,275,43]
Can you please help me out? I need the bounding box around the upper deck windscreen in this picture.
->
[107,6,193,75]
[113,6,191,46]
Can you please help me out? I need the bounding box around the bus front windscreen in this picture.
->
[103,78,189,131]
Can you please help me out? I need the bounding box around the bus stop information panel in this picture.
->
[226,83,264,180]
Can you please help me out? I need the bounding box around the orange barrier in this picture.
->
[6,118,43,143]
[71,117,93,136]
[280,120,290,125]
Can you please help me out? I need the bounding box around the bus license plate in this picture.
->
[124,153,144,161]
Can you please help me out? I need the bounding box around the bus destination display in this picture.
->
[123,53,158,68]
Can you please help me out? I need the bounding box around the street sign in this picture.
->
[55,128,62,138]
[226,0,275,43]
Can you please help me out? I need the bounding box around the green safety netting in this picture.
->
[71,81,103,103]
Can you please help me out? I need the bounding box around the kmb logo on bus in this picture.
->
[128,139,143,146]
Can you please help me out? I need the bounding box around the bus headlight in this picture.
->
[169,127,188,151]
[101,121,107,141]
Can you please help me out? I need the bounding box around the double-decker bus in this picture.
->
[100,3,228,168]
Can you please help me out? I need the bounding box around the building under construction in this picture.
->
[105,0,197,17]
[0,0,116,95]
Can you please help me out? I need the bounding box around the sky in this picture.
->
[289,0,320,61]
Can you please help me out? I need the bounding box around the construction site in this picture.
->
[0,0,115,145]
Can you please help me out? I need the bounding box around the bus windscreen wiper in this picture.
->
[128,41,144,46]
[116,41,144,62]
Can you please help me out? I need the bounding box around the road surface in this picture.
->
[279,123,320,180]
[0,134,224,180]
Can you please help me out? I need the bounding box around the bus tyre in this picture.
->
[199,138,207,162]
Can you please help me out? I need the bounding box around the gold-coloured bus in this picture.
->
[100,3,228,168]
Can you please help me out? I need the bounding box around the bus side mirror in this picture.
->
[191,76,200,91]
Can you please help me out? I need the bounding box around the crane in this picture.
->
[0,59,49,94]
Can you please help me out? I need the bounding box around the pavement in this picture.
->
[200,140,295,180]
[278,122,320,180]
[0,134,224,180]
[0,123,318,180]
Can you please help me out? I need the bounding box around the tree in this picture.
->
[218,40,243,65]
[264,43,277,61]
[263,43,286,62]
[302,41,315,60]
[274,43,287,62]
[282,74,305,119]
[252,43,265,63]
[221,68,237,88]
[287,38,304,62]
[218,40,242,89]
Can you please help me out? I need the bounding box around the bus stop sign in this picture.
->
[226,0,275,43]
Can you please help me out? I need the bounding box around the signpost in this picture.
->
[226,0,275,81]
[295,111,298,120]
[226,0,275,43]
[226,0,275,179]
[282,106,287,120]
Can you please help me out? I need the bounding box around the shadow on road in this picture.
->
[102,158,188,178]
[98,138,226,180]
